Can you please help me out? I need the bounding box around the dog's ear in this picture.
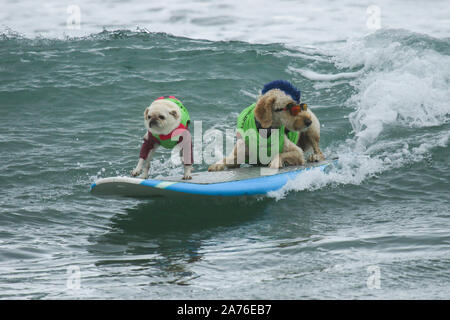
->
[144,108,150,119]
[169,110,179,119]
[254,95,275,128]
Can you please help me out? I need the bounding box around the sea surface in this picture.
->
[0,0,449,299]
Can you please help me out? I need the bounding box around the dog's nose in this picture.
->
[305,119,312,127]
[149,118,158,127]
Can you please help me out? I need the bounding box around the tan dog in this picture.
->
[208,80,320,171]
[296,108,325,163]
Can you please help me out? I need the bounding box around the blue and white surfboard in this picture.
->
[90,159,336,198]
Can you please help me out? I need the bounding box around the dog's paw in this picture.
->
[308,153,325,162]
[208,163,225,171]
[182,175,192,180]
[131,168,141,177]
[269,156,283,169]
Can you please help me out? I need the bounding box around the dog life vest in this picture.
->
[237,103,299,163]
[139,96,192,164]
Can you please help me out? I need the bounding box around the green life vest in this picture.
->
[236,103,299,163]
[153,96,190,149]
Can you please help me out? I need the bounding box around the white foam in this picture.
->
[268,150,384,200]
[341,39,450,148]
[290,67,362,81]
[270,31,450,199]
[269,129,449,200]
[2,0,450,43]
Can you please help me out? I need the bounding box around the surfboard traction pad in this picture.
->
[90,160,336,198]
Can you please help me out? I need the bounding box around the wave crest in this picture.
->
[271,29,450,199]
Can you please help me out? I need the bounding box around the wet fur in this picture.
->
[208,89,317,171]
[296,109,325,162]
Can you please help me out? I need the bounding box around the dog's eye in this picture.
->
[159,115,165,120]
[274,108,284,112]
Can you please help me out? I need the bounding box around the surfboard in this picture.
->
[90,159,337,198]
[91,159,337,198]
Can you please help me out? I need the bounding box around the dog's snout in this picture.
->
[149,117,158,127]
[305,118,312,127]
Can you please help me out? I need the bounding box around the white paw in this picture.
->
[182,175,192,180]
[131,168,141,177]
[269,156,282,169]
[208,163,225,171]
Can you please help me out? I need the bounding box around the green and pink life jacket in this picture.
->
[139,96,192,164]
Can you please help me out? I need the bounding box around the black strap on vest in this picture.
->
[254,118,292,138]
[254,118,273,138]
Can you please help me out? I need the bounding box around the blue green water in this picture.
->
[0,28,449,299]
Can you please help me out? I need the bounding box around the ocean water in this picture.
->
[0,0,449,299]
